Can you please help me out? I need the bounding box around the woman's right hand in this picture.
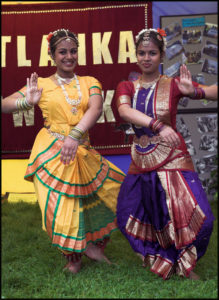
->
[60,136,79,165]
[26,72,43,106]
[159,125,181,148]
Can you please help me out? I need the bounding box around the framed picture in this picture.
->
[161,13,218,110]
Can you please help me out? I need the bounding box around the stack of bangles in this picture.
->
[149,118,165,133]
[16,97,33,111]
[68,126,84,142]
[190,87,205,99]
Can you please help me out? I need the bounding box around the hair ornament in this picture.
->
[157,28,167,37]
[142,30,150,46]
[135,28,167,52]
[46,28,79,52]
[46,32,54,51]
[46,32,54,43]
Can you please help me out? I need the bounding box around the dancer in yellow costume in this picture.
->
[1,29,125,274]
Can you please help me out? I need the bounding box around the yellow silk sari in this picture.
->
[24,75,125,253]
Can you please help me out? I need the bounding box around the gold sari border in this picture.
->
[125,214,174,249]
[153,76,172,124]
[143,244,197,280]
[157,170,206,249]
[131,142,174,172]
[144,254,174,280]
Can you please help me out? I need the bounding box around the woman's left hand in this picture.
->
[175,64,195,96]
[60,136,79,165]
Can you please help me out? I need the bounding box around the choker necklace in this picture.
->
[55,73,82,115]
[139,75,161,89]
[55,73,75,84]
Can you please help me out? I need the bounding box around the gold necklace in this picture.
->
[139,74,161,89]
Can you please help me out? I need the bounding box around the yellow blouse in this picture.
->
[19,75,102,136]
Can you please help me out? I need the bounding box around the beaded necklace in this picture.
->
[55,73,82,115]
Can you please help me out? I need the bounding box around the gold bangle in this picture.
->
[68,129,83,141]
[74,126,84,135]
[16,97,33,111]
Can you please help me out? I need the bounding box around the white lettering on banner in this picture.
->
[11,91,115,127]
[39,35,55,66]
[78,34,86,66]
[97,90,115,123]
[118,31,137,63]
[92,32,113,64]
[2,31,136,67]
[12,107,35,127]
[1,36,11,67]
[17,36,32,67]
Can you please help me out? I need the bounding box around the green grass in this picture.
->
[1,199,218,299]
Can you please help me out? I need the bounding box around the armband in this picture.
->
[117,95,131,108]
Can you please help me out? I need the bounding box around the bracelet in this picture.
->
[16,97,33,111]
[149,118,165,133]
[68,126,84,141]
[190,87,206,99]
[149,118,156,130]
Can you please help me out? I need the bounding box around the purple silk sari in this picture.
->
[116,84,215,280]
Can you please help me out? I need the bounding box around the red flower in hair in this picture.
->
[46,32,54,43]
[157,28,166,37]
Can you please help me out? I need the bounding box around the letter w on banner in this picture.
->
[1,1,152,158]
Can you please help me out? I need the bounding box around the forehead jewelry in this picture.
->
[136,28,167,52]
[63,29,71,42]
[142,30,150,46]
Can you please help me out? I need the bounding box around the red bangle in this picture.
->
[149,118,164,133]
[191,87,205,99]
[149,119,156,130]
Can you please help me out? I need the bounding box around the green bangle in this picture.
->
[16,97,33,111]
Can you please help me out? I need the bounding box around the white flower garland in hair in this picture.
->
[46,28,79,51]
[135,28,167,52]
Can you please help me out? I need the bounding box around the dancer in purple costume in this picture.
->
[115,28,217,280]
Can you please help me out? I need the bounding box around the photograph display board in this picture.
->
[161,13,218,111]
[176,113,217,201]
[161,14,218,200]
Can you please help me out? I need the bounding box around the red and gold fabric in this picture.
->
[116,75,214,280]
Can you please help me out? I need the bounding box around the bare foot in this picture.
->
[63,261,81,274]
[85,244,112,264]
[188,270,200,280]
